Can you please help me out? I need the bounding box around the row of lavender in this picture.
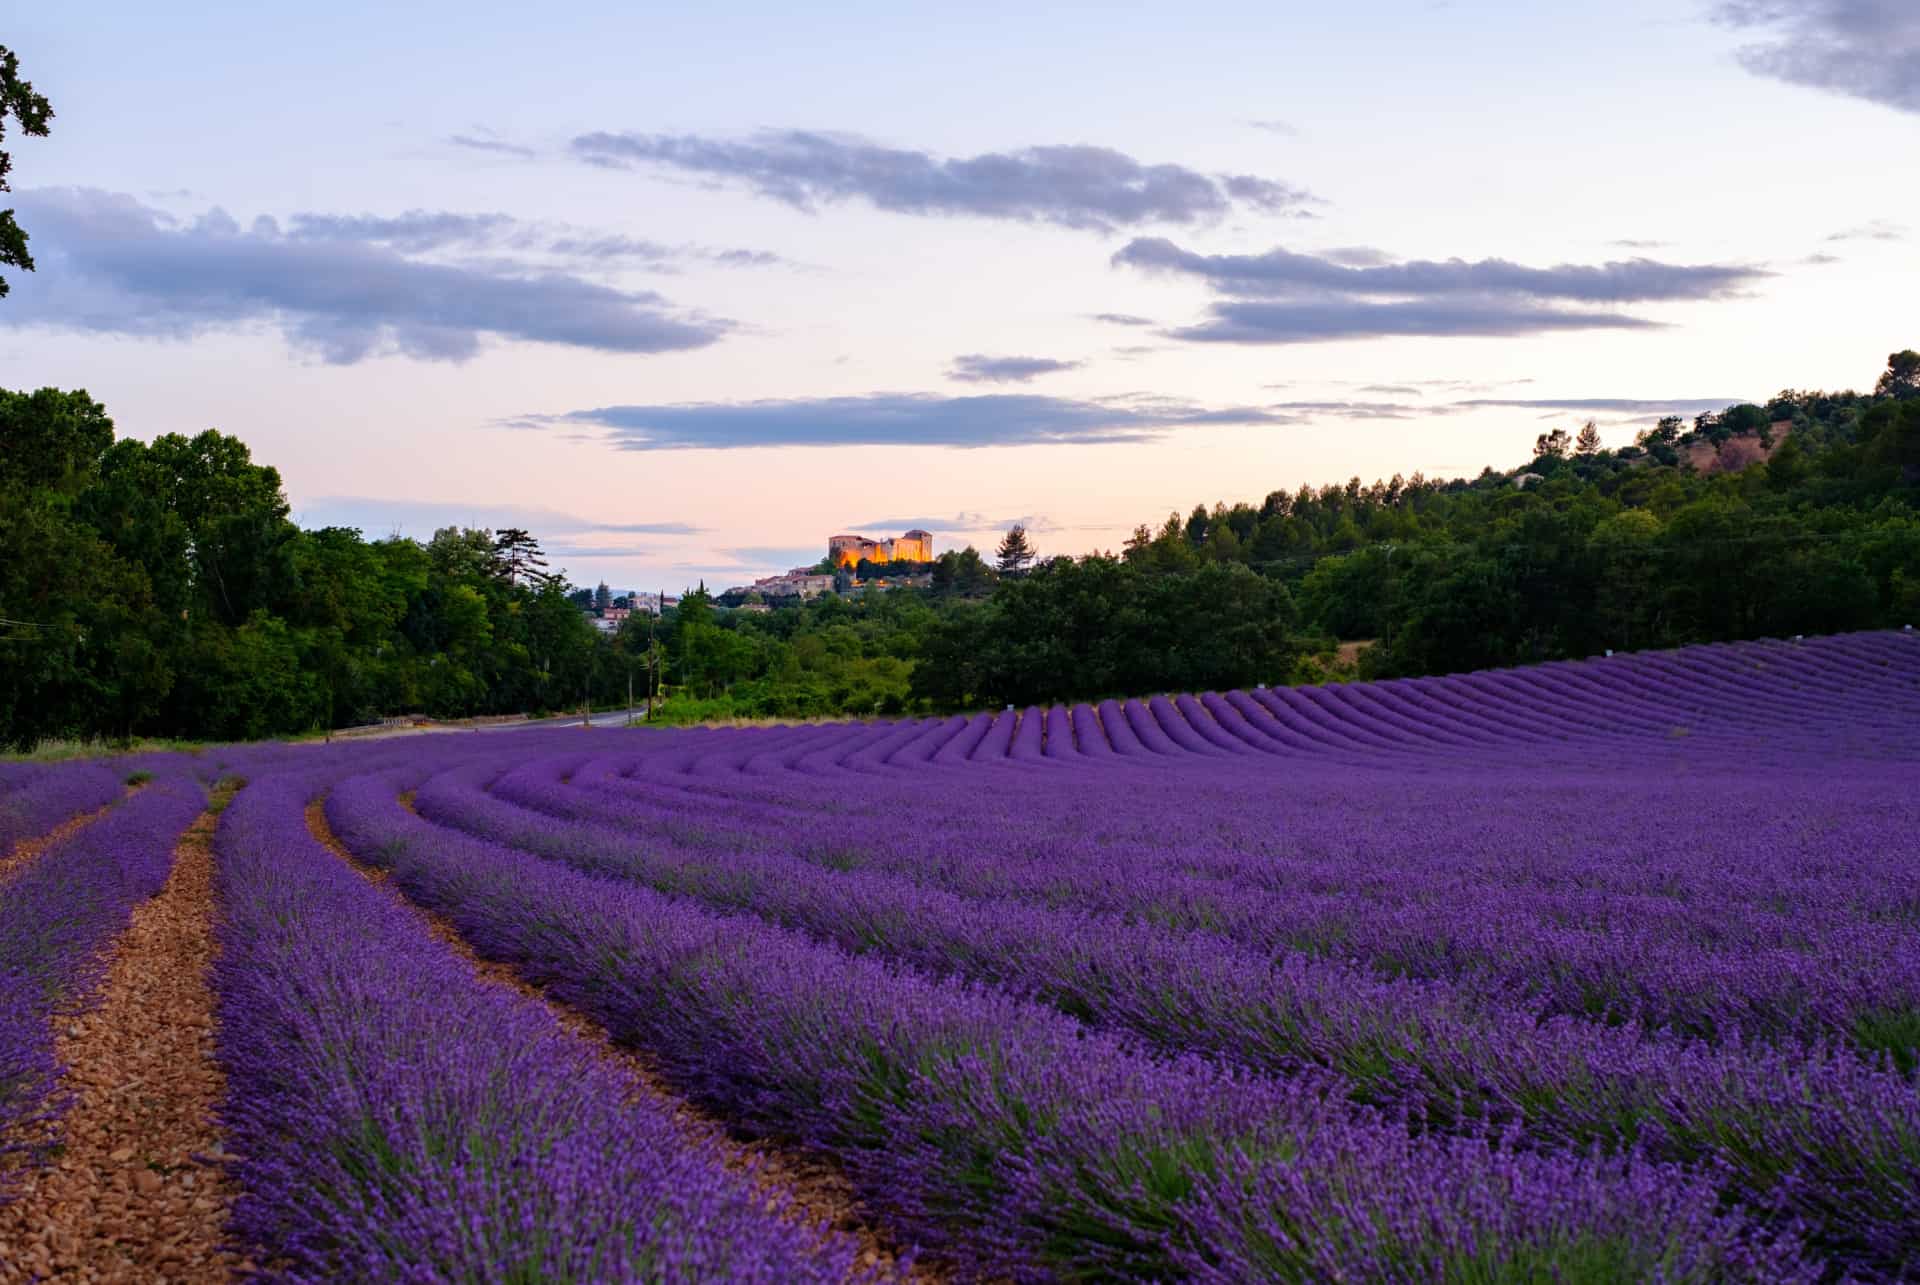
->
[209,767,856,1282]
[360,630,1919,1275]
[0,630,1912,1278]
[321,769,1814,1281]
[398,756,1920,1268]
[0,779,204,1187]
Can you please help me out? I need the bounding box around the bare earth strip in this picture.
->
[0,805,242,1284]
[305,798,934,1283]
[0,788,139,887]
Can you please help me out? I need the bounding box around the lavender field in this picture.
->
[3,629,1919,1281]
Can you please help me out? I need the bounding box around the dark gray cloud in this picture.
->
[1113,237,1765,303]
[449,131,538,160]
[1825,218,1907,242]
[1112,236,1766,344]
[1165,299,1659,344]
[948,353,1083,383]
[6,188,730,363]
[1091,312,1155,326]
[570,129,1317,232]
[521,392,1304,451]
[296,496,704,537]
[1716,1,1920,113]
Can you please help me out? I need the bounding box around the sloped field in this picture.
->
[2,630,1918,1281]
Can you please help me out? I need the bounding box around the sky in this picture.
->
[3,1,1916,593]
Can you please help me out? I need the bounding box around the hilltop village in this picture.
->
[578,530,939,631]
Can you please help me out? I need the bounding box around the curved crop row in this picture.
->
[208,773,856,1283]
[323,770,1813,1282]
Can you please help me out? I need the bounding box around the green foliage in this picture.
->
[3,347,1916,746]
[0,44,54,297]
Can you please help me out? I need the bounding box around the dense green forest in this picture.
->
[1,350,1915,748]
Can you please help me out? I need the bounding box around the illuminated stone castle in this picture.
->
[828,529,934,568]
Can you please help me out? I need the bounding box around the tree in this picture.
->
[1877,349,1919,401]
[594,581,612,613]
[995,524,1035,574]
[492,527,553,587]
[1575,421,1603,456]
[0,46,53,299]
[1534,428,1571,459]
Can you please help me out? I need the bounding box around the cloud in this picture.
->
[1246,119,1301,136]
[1825,218,1907,242]
[296,496,704,537]
[448,131,538,160]
[1451,397,1742,416]
[846,513,1064,538]
[1090,312,1155,326]
[1608,238,1672,249]
[285,210,517,252]
[1113,237,1766,303]
[1355,383,1425,395]
[520,392,1305,451]
[718,545,834,569]
[5,188,730,363]
[1318,246,1394,268]
[948,353,1083,383]
[1111,236,1768,343]
[570,129,1318,232]
[1716,1,1920,114]
[1219,174,1318,214]
[1165,299,1661,343]
[286,209,791,272]
[1263,400,1453,420]
[1802,252,1844,265]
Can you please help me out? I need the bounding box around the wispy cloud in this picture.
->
[448,129,538,160]
[1452,396,1742,417]
[570,129,1319,232]
[847,512,1064,536]
[948,353,1083,383]
[1090,312,1155,326]
[295,496,703,537]
[1245,119,1301,136]
[1825,218,1907,242]
[516,392,1306,451]
[1716,1,1920,114]
[1111,236,1768,343]
[5,188,732,363]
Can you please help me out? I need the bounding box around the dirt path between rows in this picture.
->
[305,798,935,1283]
[0,803,242,1284]
[0,787,141,887]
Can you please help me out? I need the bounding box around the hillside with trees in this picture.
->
[1,351,1915,746]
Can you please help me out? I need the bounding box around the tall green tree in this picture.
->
[0,44,53,298]
[995,524,1036,574]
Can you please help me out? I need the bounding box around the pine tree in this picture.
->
[1575,420,1603,456]
[995,524,1035,574]
[594,581,612,613]
[492,527,553,588]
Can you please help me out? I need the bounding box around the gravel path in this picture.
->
[0,803,242,1283]
[307,797,931,1282]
